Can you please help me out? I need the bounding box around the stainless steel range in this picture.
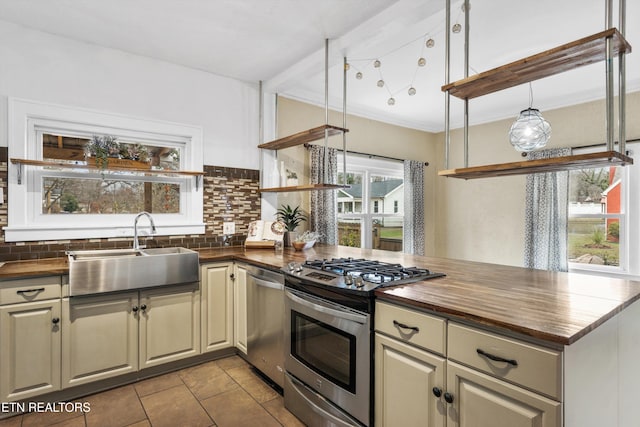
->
[283,258,444,427]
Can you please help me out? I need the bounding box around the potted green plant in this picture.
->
[85,135,119,171]
[276,204,307,246]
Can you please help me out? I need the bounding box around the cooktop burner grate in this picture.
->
[302,257,444,287]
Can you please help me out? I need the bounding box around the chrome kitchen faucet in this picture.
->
[133,211,157,250]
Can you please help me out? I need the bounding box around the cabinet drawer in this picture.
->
[375,302,446,355]
[448,322,562,400]
[0,277,61,305]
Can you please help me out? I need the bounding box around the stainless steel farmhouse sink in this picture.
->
[67,247,199,296]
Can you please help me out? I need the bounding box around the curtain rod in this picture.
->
[304,143,429,166]
[521,138,640,157]
[572,138,640,151]
[522,138,640,157]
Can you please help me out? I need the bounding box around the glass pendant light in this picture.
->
[508,108,551,152]
[508,84,551,152]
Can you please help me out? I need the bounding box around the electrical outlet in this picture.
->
[223,222,235,235]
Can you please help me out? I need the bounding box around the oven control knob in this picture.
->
[288,262,303,273]
[354,276,364,288]
[344,274,353,285]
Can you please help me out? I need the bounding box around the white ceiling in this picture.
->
[1,0,637,132]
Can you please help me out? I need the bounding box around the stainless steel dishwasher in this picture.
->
[246,264,285,388]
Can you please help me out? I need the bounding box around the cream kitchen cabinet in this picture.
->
[62,291,138,387]
[233,263,248,354]
[201,262,234,353]
[375,302,561,427]
[446,361,560,427]
[139,283,200,368]
[62,282,200,386]
[375,333,446,427]
[0,276,62,401]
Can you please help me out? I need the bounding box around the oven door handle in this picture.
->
[285,290,368,325]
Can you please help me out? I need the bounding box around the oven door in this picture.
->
[284,287,370,426]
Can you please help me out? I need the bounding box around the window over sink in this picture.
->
[6,98,205,242]
[41,133,181,215]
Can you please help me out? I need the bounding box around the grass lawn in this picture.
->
[380,227,402,239]
[568,233,619,266]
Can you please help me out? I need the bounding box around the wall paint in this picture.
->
[0,19,259,169]
[274,97,439,255]
[435,91,640,267]
[277,92,639,267]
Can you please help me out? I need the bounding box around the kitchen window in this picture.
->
[6,98,204,242]
[568,144,640,277]
[41,133,182,215]
[337,154,403,251]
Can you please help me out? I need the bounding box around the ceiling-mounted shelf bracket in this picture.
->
[257,39,350,192]
[440,0,632,179]
[15,161,23,185]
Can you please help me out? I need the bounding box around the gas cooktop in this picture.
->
[284,257,445,293]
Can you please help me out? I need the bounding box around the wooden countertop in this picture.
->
[3,244,640,346]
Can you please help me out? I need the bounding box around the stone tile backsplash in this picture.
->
[0,148,261,261]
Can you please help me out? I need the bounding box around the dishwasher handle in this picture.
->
[247,271,284,291]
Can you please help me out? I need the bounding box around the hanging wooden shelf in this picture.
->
[259,183,349,193]
[257,124,348,150]
[441,28,632,100]
[10,158,203,176]
[10,158,204,189]
[438,151,633,179]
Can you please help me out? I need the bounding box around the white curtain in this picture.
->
[403,160,425,255]
[309,145,338,245]
[524,148,571,271]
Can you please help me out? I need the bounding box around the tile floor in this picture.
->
[0,356,305,427]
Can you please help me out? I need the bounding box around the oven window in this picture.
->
[291,311,356,393]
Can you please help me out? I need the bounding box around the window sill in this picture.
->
[568,264,640,282]
[3,224,205,243]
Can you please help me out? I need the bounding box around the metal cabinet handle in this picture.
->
[393,320,420,333]
[16,288,45,294]
[52,317,60,324]
[140,304,147,311]
[432,387,442,398]
[476,348,518,367]
[132,306,139,313]
[444,392,454,404]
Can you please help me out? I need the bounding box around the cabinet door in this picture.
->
[375,333,446,427]
[201,263,234,352]
[446,361,561,427]
[139,283,200,368]
[0,299,61,401]
[62,292,138,387]
[233,264,248,354]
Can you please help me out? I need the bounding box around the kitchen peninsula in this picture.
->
[1,245,639,426]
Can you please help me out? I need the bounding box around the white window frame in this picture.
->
[568,144,640,279]
[337,154,403,249]
[5,98,204,242]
